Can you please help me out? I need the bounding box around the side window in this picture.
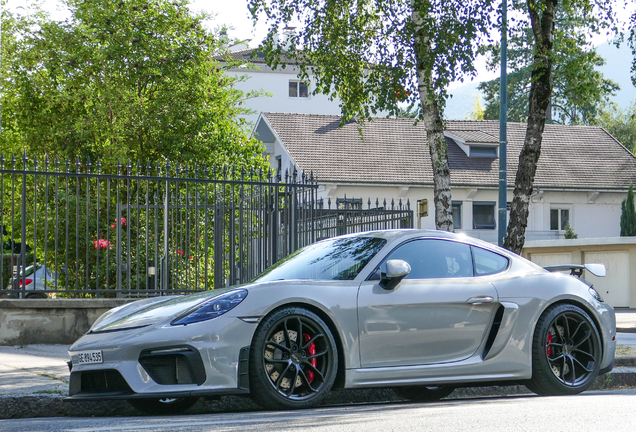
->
[472,247,509,276]
[382,239,473,279]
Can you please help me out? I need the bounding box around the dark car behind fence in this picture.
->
[1,153,412,298]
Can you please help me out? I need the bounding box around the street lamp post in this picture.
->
[498,0,508,247]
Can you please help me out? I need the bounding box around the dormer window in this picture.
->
[289,80,309,98]
[444,131,499,158]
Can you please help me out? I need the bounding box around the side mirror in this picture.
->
[380,259,411,290]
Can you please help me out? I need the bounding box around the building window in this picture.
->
[275,156,282,180]
[473,202,496,230]
[336,198,362,210]
[289,81,309,98]
[452,201,462,229]
[469,146,497,158]
[550,208,570,231]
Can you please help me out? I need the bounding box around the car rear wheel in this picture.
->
[392,385,455,402]
[527,304,601,396]
[249,307,338,410]
[127,397,200,415]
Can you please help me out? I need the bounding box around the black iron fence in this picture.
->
[1,153,412,298]
[315,197,412,240]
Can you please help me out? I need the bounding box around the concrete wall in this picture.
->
[523,237,636,308]
[0,299,132,346]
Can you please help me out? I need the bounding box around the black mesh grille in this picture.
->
[79,370,131,394]
[139,354,195,385]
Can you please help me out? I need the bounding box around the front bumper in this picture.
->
[66,315,256,400]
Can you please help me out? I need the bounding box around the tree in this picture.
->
[564,222,578,239]
[0,0,267,171]
[595,101,636,153]
[503,0,617,254]
[469,95,486,120]
[630,10,636,86]
[479,4,619,125]
[247,0,496,231]
[621,183,636,236]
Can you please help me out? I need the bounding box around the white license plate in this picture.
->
[76,350,103,365]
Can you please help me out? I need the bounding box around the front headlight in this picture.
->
[589,286,604,302]
[171,289,248,325]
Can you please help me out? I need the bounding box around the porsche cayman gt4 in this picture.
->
[67,230,616,413]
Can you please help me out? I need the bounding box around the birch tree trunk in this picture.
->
[504,0,558,253]
[411,2,453,232]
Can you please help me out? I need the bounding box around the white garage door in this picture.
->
[584,251,630,308]
[529,253,573,268]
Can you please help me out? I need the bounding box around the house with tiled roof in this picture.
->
[215,43,343,126]
[253,112,636,242]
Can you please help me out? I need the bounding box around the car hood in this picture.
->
[89,287,237,332]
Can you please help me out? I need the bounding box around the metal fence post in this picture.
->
[20,152,27,299]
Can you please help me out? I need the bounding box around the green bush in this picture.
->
[620,183,636,236]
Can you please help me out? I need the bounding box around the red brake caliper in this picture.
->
[303,333,316,383]
[547,332,553,357]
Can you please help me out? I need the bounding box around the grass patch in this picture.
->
[33,389,65,395]
[615,344,636,358]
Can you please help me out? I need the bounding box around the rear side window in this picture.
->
[472,247,509,276]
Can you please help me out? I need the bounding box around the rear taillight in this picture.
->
[16,278,33,288]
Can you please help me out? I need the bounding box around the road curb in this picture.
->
[2,369,636,419]
[617,327,636,334]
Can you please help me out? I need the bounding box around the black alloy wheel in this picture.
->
[392,385,455,402]
[249,307,338,409]
[127,396,200,415]
[527,304,601,395]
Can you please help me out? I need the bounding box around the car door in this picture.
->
[357,238,500,367]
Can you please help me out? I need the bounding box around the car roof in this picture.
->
[337,229,518,258]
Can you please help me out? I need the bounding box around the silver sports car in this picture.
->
[67,230,616,414]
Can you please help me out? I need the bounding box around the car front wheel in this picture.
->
[249,307,338,410]
[527,304,601,396]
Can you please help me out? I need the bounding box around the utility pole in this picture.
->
[498,0,508,247]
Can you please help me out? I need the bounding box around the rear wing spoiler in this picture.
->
[543,264,606,278]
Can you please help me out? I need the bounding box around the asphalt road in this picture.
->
[2,389,635,432]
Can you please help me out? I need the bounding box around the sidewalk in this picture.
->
[2,310,636,419]
[616,308,636,333]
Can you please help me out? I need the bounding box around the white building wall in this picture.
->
[309,182,627,241]
[227,66,343,127]
[529,191,624,238]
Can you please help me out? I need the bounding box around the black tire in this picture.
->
[527,303,601,396]
[26,292,48,299]
[249,306,338,410]
[392,385,455,402]
[127,397,200,415]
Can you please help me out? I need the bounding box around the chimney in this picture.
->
[282,26,296,52]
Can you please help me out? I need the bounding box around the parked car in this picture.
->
[1,264,56,299]
[66,230,616,414]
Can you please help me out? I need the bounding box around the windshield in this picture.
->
[254,236,387,282]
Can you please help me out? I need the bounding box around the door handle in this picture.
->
[466,296,495,305]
